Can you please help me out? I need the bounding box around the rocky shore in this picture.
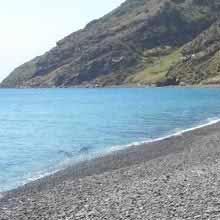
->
[1,123,220,219]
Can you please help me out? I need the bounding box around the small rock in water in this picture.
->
[58,150,74,158]
[79,147,90,155]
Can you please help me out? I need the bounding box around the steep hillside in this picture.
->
[165,21,220,86]
[1,0,220,88]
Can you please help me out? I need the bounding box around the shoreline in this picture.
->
[1,121,220,218]
[0,84,220,89]
[0,121,219,192]
[1,117,220,195]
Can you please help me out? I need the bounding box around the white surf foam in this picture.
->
[28,117,220,182]
[105,117,220,153]
[4,117,220,192]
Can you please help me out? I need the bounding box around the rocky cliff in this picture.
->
[166,21,220,86]
[1,0,220,88]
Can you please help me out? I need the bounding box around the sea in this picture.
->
[0,87,220,192]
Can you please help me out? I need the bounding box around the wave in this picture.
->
[106,117,220,153]
[3,117,220,193]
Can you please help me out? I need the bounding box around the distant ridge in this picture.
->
[1,0,220,88]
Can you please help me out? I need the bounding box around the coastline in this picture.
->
[0,83,220,89]
[1,121,220,219]
[1,117,220,194]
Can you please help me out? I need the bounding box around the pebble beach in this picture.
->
[1,122,220,219]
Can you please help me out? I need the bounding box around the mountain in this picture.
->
[166,20,220,86]
[1,0,220,88]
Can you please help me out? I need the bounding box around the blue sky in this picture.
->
[0,0,125,82]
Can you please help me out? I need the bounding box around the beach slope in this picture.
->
[1,123,220,219]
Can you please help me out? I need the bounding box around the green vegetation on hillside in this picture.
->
[127,48,182,85]
[1,0,220,88]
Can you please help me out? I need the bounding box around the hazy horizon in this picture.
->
[0,0,125,82]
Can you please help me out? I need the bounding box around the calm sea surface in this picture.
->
[0,87,220,191]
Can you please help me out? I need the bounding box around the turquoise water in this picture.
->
[0,87,220,191]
